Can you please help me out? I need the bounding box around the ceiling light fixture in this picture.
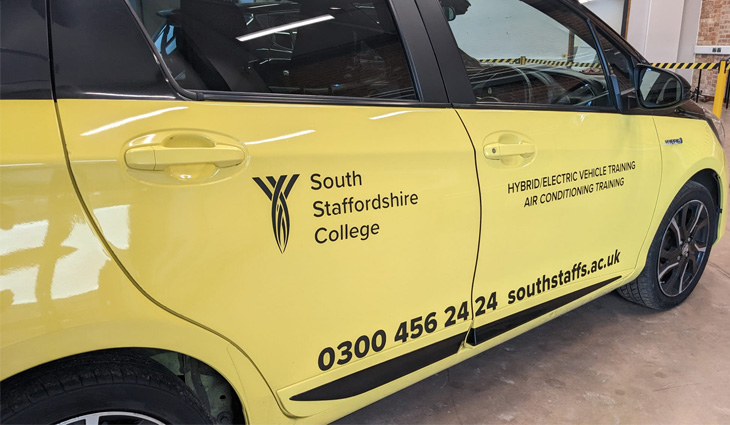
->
[237,14,335,43]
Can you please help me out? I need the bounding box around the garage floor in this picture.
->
[337,103,730,424]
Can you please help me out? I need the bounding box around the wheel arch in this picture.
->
[631,161,727,285]
[689,168,724,243]
[0,319,292,424]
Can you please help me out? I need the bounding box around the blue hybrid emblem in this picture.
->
[253,175,300,253]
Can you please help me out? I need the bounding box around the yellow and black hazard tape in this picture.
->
[478,58,520,64]
[524,58,600,67]
[651,62,720,70]
[479,58,727,72]
[479,58,601,68]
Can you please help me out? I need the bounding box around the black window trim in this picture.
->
[580,3,648,66]
[414,0,475,105]
[588,19,640,112]
[123,0,450,107]
[587,19,623,111]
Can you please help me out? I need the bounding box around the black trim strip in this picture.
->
[467,276,622,346]
[290,332,467,402]
[388,0,449,103]
[200,91,448,108]
[414,0,475,104]
[452,102,616,114]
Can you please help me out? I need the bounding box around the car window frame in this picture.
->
[418,0,631,113]
[123,0,450,106]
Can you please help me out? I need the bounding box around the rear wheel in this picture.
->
[1,352,214,425]
[618,181,717,310]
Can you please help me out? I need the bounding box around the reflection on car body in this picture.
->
[0,0,726,423]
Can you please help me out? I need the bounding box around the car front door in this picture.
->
[420,0,663,345]
[52,0,480,417]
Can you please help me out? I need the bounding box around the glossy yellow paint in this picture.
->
[0,100,290,425]
[458,109,662,330]
[56,99,481,418]
[2,98,726,424]
[651,116,728,241]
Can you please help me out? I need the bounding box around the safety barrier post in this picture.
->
[713,59,729,118]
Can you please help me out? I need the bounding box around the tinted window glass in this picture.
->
[52,0,177,100]
[0,0,52,99]
[440,0,611,107]
[129,0,417,100]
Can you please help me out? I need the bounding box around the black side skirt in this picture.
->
[291,275,621,402]
[291,333,467,401]
[467,276,622,346]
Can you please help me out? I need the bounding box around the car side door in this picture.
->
[418,0,663,346]
[51,0,479,417]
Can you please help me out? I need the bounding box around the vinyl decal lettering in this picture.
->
[253,170,420,251]
[508,161,636,207]
[316,295,497,371]
[313,248,621,371]
[508,249,621,304]
[311,171,419,244]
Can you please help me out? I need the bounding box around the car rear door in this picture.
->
[51,0,479,417]
[418,0,662,346]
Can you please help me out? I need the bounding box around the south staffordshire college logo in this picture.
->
[253,175,300,253]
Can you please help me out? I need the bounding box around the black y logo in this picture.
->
[253,175,300,253]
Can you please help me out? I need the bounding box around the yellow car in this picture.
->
[1,0,726,423]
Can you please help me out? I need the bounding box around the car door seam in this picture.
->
[453,109,484,345]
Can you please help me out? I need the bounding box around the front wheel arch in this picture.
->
[618,180,718,309]
[689,169,723,242]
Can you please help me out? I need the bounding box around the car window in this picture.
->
[128,0,417,100]
[593,28,642,109]
[439,0,611,107]
[594,30,634,92]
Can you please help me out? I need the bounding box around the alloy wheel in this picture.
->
[657,200,711,297]
[57,412,165,425]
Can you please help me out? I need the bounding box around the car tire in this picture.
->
[0,351,214,425]
[617,181,717,310]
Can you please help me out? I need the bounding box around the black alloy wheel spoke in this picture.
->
[659,246,682,263]
[661,263,682,295]
[687,203,706,235]
[679,205,691,240]
[668,217,684,244]
[658,200,710,298]
[692,216,710,238]
[677,261,689,294]
[687,253,699,276]
[658,256,681,280]
[693,239,708,253]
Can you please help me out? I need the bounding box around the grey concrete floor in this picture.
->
[337,103,730,424]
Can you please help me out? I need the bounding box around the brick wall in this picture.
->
[692,0,730,99]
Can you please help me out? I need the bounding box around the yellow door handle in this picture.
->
[125,144,246,171]
[484,142,535,160]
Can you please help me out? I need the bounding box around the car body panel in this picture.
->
[55,98,481,416]
[457,108,662,333]
[651,116,728,241]
[0,100,291,424]
[1,0,728,422]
